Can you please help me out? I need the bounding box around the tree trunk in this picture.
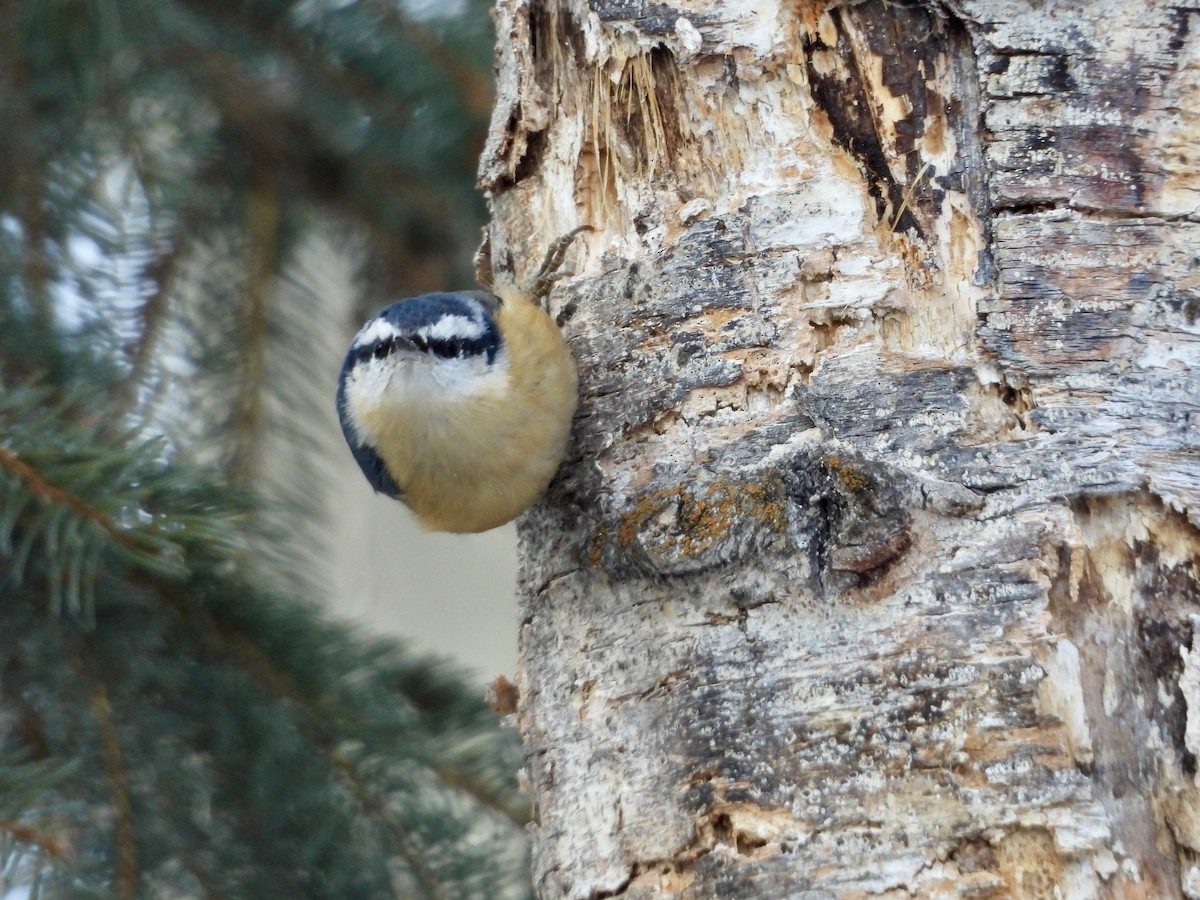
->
[480,0,1200,896]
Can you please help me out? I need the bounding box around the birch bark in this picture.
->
[480,1,1200,896]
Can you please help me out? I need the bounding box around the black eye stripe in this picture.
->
[359,333,490,364]
[426,337,465,358]
[349,292,505,369]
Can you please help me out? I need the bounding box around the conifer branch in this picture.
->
[434,765,533,828]
[179,858,222,900]
[119,237,184,418]
[0,2,526,893]
[228,170,279,488]
[331,752,453,900]
[203,615,451,899]
[208,611,530,827]
[173,0,419,128]
[0,820,72,860]
[86,677,138,900]
[154,42,455,247]
[0,0,52,330]
[359,0,494,119]
[0,445,159,557]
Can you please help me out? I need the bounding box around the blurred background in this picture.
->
[0,0,530,896]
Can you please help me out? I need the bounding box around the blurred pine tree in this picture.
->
[0,1,532,897]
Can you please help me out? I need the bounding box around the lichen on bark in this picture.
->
[481,1,1200,897]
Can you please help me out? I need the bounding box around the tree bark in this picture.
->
[480,0,1200,896]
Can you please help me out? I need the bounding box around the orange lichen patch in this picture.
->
[583,522,610,569]
[616,478,788,562]
[616,489,674,548]
[824,454,871,493]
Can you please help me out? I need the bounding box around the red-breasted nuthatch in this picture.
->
[335,234,583,533]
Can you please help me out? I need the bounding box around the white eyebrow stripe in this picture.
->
[416,314,485,341]
[352,318,401,348]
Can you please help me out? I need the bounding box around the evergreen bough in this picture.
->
[0,1,530,897]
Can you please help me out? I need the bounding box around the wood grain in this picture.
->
[481,0,1200,896]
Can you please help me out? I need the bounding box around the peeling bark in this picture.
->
[481,1,1200,896]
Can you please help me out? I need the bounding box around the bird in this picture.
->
[335,231,585,533]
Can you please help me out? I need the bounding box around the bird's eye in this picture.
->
[424,338,458,358]
[412,335,428,352]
